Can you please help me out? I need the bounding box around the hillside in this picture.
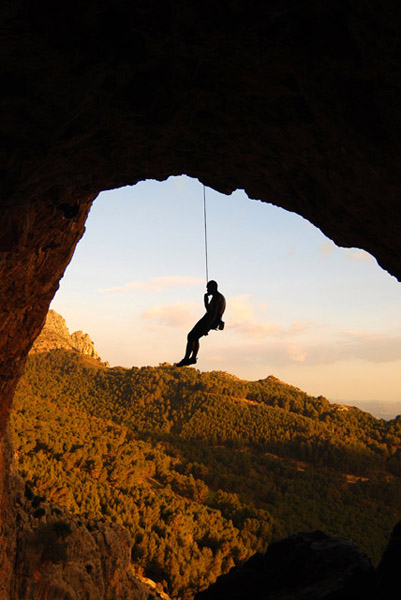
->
[11,344,401,598]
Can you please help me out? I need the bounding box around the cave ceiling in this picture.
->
[2,1,401,278]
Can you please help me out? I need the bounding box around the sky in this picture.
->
[51,175,401,407]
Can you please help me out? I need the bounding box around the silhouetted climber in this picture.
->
[176,280,226,366]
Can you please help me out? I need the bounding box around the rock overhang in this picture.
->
[1,4,401,593]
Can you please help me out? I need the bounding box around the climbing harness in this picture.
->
[203,184,209,284]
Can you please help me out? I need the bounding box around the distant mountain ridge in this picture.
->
[31,310,103,362]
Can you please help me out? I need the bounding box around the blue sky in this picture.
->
[51,175,401,406]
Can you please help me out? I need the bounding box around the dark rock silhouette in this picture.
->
[376,521,401,599]
[195,531,377,600]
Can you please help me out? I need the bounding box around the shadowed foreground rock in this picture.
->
[12,476,160,600]
[376,521,401,600]
[195,531,376,600]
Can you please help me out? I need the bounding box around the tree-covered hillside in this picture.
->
[11,350,401,598]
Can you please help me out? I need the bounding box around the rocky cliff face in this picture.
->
[31,310,102,362]
[12,475,161,600]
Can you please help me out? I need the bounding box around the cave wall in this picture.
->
[0,194,92,597]
[1,1,401,596]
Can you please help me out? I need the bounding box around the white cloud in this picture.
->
[340,331,401,363]
[227,295,318,340]
[321,240,337,257]
[296,331,401,366]
[345,249,373,262]
[99,275,203,295]
[213,329,401,371]
[228,321,314,340]
[286,343,307,363]
[141,302,197,329]
[231,321,280,339]
[320,241,374,263]
[229,295,255,322]
[140,294,317,342]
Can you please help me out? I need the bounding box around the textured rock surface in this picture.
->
[1,1,401,596]
[31,310,102,361]
[0,429,16,600]
[12,476,160,600]
[2,2,401,278]
[0,194,92,596]
[195,531,377,600]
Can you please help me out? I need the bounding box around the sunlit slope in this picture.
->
[12,350,401,599]
[19,350,401,475]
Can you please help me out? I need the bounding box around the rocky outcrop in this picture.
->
[31,310,102,361]
[70,331,100,360]
[195,531,377,600]
[12,476,160,600]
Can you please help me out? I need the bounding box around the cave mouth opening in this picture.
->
[47,175,401,414]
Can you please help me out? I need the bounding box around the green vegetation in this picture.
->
[11,350,401,598]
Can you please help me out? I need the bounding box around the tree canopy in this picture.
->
[11,350,401,598]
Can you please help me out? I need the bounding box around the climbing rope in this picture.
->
[203,185,209,284]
